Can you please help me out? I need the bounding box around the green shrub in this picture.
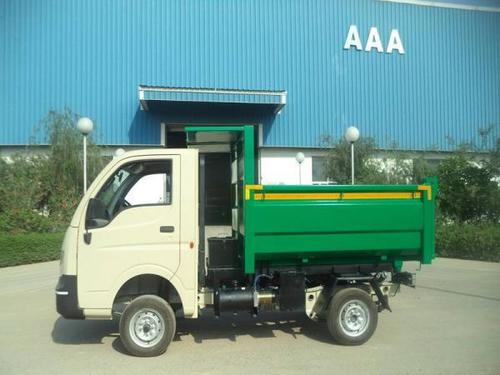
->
[436,223,500,262]
[437,151,500,223]
[0,232,64,267]
[321,136,385,184]
[0,109,107,234]
[321,136,437,185]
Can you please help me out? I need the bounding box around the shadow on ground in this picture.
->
[52,311,335,355]
[175,311,333,345]
[52,317,119,345]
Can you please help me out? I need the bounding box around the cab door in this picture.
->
[77,155,181,308]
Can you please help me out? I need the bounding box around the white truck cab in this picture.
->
[56,149,200,331]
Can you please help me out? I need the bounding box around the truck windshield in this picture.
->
[99,169,132,208]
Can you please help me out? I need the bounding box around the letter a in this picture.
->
[344,25,362,51]
[386,29,405,54]
[365,27,383,53]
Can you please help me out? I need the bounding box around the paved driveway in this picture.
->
[0,258,499,374]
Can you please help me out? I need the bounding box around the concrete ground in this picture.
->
[0,258,499,375]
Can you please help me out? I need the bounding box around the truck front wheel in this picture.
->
[327,287,378,345]
[119,295,176,357]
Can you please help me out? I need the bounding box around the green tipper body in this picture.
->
[243,177,437,274]
[184,124,437,276]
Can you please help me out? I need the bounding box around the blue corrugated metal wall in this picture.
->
[1,0,499,150]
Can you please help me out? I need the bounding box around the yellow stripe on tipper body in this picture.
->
[252,191,422,201]
[245,185,263,200]
[342,192,421,200]
[254,192,342,200]
[245,184,430,201]
[417,185,432,200]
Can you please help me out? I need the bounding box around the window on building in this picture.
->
[312,156,335,184]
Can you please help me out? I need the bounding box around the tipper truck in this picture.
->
[56,125,437,356]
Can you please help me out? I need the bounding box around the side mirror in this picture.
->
[85,198,109,229]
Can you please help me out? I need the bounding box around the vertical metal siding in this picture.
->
[0,0,499,150]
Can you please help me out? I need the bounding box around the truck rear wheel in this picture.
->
[327,287,378,345]
[119,295,176,357]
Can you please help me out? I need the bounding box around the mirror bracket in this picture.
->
[83,231,92,245]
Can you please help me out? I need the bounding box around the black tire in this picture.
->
[119,295,176,357]
[326,287,378,346]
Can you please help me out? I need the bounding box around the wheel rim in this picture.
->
[129,308,165,348]
[338,299,370,338]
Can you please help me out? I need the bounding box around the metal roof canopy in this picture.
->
[138,85,286,114]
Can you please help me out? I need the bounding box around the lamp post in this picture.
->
[76,117,94,193]
[295,152,305,185]
[344,126,360,185]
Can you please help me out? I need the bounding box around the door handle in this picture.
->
[160,226,175,233]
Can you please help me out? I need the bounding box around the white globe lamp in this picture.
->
[114,148,126,158]
[344,126,360,143]
[76,117,94,135]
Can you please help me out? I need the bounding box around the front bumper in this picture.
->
[55,275,84,319]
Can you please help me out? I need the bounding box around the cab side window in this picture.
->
[86,160,172,229]
[125,173,172,206]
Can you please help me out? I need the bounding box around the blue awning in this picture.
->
[138,85,286,114]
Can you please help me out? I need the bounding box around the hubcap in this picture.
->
[129,308,165,348]
[338,299,370,337]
